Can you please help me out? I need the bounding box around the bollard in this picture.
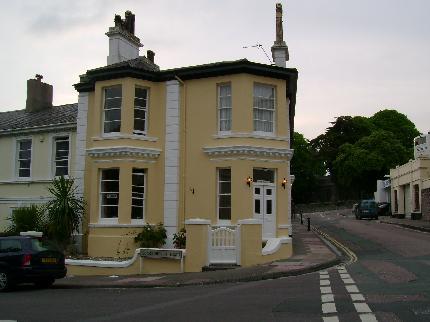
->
[300,213,303,225]
[307,217,310,231]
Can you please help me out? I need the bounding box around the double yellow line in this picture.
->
[312,226,358,265]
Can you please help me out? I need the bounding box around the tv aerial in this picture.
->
[243,44,273,65]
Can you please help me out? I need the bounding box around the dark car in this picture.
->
[355,200,378,220]
[0,236,67,291]
[377,202,391,217]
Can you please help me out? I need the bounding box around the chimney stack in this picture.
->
[106,11,143,65]
[271,3,289,67]
[147,50,155,63]
[26,75,53,112]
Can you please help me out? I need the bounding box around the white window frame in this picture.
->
[52,134,71,178]
[133,87,149,136]
[217,83,232,134]
[217,168,232,225]
[99,168,120,224]
[15,137,32,179]
[102,85,122,137]
[131,168,146,224]
[253,83,276,136]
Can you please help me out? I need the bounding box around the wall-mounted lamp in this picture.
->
[246,176,253,187]
[281,178,287,189]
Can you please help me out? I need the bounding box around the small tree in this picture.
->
[6,205,46,235]
[44,176,84,249]
[173,228,186,249]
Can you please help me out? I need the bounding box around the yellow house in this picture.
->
[71,7,297,272]
[1,5,298,274]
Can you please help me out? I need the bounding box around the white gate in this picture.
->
[208,226,240,264]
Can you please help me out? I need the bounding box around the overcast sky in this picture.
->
[0,0,428,140]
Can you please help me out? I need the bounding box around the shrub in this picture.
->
[173,228,186,249]
[134,223,167,248]
[44,176,84,250]
[7,205,46,235]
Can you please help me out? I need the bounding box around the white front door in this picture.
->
[253,183,276,240]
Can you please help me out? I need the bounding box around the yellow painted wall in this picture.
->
[182,74,290,227]
[84,78,167,257]
[184,222,209,272]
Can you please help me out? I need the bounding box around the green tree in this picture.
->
[370,109,420,156]
[6,205,46,235]
[333,130,409,198]
[291,132,325,203]
[44,177,84,249]
[311,116,375,174]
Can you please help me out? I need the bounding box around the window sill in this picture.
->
[213,132,288,141]
[93,134,158,142]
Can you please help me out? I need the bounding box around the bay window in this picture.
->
[253,84,275,133]
[218,84,232,132]
[103,85,122,134]
[100,169,119,220]
[134,87,149,135]
[131,168,145,221]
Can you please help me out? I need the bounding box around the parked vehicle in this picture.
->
[355,200,378,220]
[0,235,66,291]
[377,202,391,217]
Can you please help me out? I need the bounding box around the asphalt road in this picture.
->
[1,212,429,322]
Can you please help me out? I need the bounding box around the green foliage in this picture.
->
[311,116,375,173]
[291,132,325,203]
[173,228,186,249]
[333,130,409,197]
[370,109,419,155]
[44,176,84,249]
[6,205,46,235]
[308,110,420,200]
[134,223,167,248]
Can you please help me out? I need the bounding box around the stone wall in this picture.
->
[422,188,430,221]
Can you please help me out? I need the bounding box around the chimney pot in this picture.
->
[147,50,155,63]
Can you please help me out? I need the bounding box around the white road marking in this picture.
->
[323,317,339,322]
[322,302,337,314]
[321,294,334,303]
[320,286,333,294]
[342,278,355,284]
[350,293,365,301]
[359,313,378,322]
[340,273,351,279]
[354,303,372,313]
[320,279,331,286]
[346,285,360,293]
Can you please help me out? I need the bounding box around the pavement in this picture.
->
[55,218,340,289]
[55,213,430,289]
[378,215,430,233]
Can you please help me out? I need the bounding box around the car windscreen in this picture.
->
[30,239,61,252]
[361,201,377,208]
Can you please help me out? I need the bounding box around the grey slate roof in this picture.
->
[0,103,77,134]
[90,56,160,73]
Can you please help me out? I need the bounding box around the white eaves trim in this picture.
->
[87,146,161,159]
[203,145,293,159]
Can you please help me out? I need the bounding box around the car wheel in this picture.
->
[35,278,55,289]
[0,269,11,292]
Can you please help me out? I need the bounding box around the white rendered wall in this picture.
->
[163,80,180,248]
[107,35,140,65]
